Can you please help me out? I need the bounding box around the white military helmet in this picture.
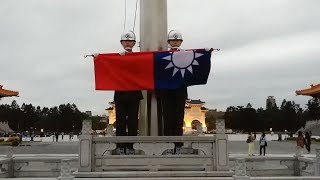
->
[120,31,136,41]
[168,30,183,41]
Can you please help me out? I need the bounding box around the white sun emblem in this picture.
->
[162,50,203,78]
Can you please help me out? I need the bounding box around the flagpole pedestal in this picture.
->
[75,119,233,178]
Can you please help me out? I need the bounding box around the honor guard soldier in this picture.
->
[115,31,143,155]
[159,30,187,155]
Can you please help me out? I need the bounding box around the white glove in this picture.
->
[204,47,212,52]
[93,53,99,57]
[119,51,127,56]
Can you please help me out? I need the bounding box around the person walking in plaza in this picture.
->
[247,132,255,156]
[69,132,73,141]
[259,132,267,156]
[55,132,59,142]
[296,131,305,156]
[305,131,311,153]
[253,132,256,153]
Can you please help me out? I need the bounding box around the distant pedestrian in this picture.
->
[296,131,305,156]
[305,132,311,153]
[55,132,59,142]
[247,132,255,156]
[278,133,282,141]
[61,132,64,140]
[69,132,73,141]
[259,132,267,156]
[253,132,257,147]
[30,132,34,141]
[18,133,23,144]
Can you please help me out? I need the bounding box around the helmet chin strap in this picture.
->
[170,46,180,50]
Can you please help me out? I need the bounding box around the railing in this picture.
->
[230,156,296,177]
[75,119,231,178]
[0,154,77,178]
[0,153,319,179]
[93,136,217,172]
[0,117,318,179]
[0,157,9,178]
[231,150,320,180]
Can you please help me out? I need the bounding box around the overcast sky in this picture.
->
[1,0,319,115]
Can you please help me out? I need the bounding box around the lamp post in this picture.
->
[40,128,44,137]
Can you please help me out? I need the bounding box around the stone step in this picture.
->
[74,178,234,180]
[0,178,234,180]
[73,170,234,178]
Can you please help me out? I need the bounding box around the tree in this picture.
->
[205,115,216,131]
[242,106,258,132]
[224,106,237,130]
[0,101,89,133]
[305,98,320,120]
[278,99,300,131]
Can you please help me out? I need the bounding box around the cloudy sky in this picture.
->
[1,0,319,115]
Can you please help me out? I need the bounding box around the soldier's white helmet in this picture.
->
[168,30,183,41]
[120,31,136,41]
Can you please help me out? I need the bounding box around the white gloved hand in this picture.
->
[204,47,212,52]
[93,53,99,57]
[119,51,127,56]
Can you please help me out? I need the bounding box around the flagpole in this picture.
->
[139,0,168,136]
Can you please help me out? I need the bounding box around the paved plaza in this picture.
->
[0,140,319,155]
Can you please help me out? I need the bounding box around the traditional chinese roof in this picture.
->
[105,107,114,110]
[185,106,208,111]
[187,99,205,104]
[0,85,19,98]
[296,84,320,98]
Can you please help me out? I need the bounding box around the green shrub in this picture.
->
[6,137,19,143]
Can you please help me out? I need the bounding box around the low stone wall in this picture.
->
[77,119,230,177]
[0,155,77,178]
[0,153,319,179]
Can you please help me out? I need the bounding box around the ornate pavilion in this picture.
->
[184,99,208,132]
[296,84,320,98]
[0,85,19,98]
[0,85,18,133]
[105,101,116,125]
[296,83,320,136]
[105,99,209,132]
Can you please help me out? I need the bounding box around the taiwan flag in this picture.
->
[94,49,212,91]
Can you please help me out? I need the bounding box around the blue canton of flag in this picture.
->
[154,49,212,90]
